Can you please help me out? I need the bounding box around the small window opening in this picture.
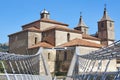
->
[48,53,50,59]
[35,37,37,44]
[64,51,67,61]
[67,33,70,42]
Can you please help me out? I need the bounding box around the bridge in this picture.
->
[0,48,52,80]
[66,40,120,80]
[0,41,120,80]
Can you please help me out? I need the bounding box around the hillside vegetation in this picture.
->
[0,43,8,52]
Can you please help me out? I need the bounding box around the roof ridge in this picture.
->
[40,18,69,26]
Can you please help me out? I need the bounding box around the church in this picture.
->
[8,6,116,75]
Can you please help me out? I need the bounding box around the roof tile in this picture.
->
[42,26,82,33]
[82,34,100,41]
[40,18,68,26]
[28,42,54,49]
[24,26,40,31]
[59,38,102,48]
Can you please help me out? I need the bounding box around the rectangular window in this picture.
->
[48,53,50,60]
[35,37,37,44]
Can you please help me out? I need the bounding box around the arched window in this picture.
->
[35,37,37,44]
[67,33,70,42]
[48,53,50,60]
[64,51,67,61]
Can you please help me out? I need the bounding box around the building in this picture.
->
[8,7,117,75]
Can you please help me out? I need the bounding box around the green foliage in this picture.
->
[0,65,4,73]
[0,61,4,73]
[0,43,8,73]
[0,43,8,52]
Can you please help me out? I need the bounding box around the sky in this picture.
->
[0,0,120,43]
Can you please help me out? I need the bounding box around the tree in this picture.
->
[0,43,8,52]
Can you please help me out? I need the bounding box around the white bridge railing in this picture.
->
[1,40,120,80]
[0,48,52,80]
[0,74,51,80]
[66,40,120,80]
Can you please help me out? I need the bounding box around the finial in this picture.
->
[104,4,107,11]
[80,12,82,17]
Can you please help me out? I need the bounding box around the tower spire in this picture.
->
[98,4,115,46]
[78,12,87,27]
[104,4,107,11]
[74,12,88,34]
[80,12,82,17]
[100,4,113,21]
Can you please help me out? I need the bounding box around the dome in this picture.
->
[41,9,49,14]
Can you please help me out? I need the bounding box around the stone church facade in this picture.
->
[8,7,117,75]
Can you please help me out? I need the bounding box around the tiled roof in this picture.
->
[59,38,102,48]
[24,26,40,31]
[42,26,83,33]
[40,18,68,26]
[22,18,68,29]
[82,34,101,41]
[22,20,40,28]
[28,42,54,49]
[9,27,41,37]
[42,26,68,31]
[8,29,41,37]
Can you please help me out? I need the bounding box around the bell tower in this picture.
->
[98,5,115,46]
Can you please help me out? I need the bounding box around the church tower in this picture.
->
[98,5,115,46]
[74,13,88,34]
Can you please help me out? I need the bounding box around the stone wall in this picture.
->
[28,31,41,48]
[107,21,114,40]
[42,30,55,46]
[69,32,82,40]
[39,49,56,74]
[55,49,75,74]
[78,46,99,55]
[9,31,28,54]
[55,30,82,46]
[40,22,67,31]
